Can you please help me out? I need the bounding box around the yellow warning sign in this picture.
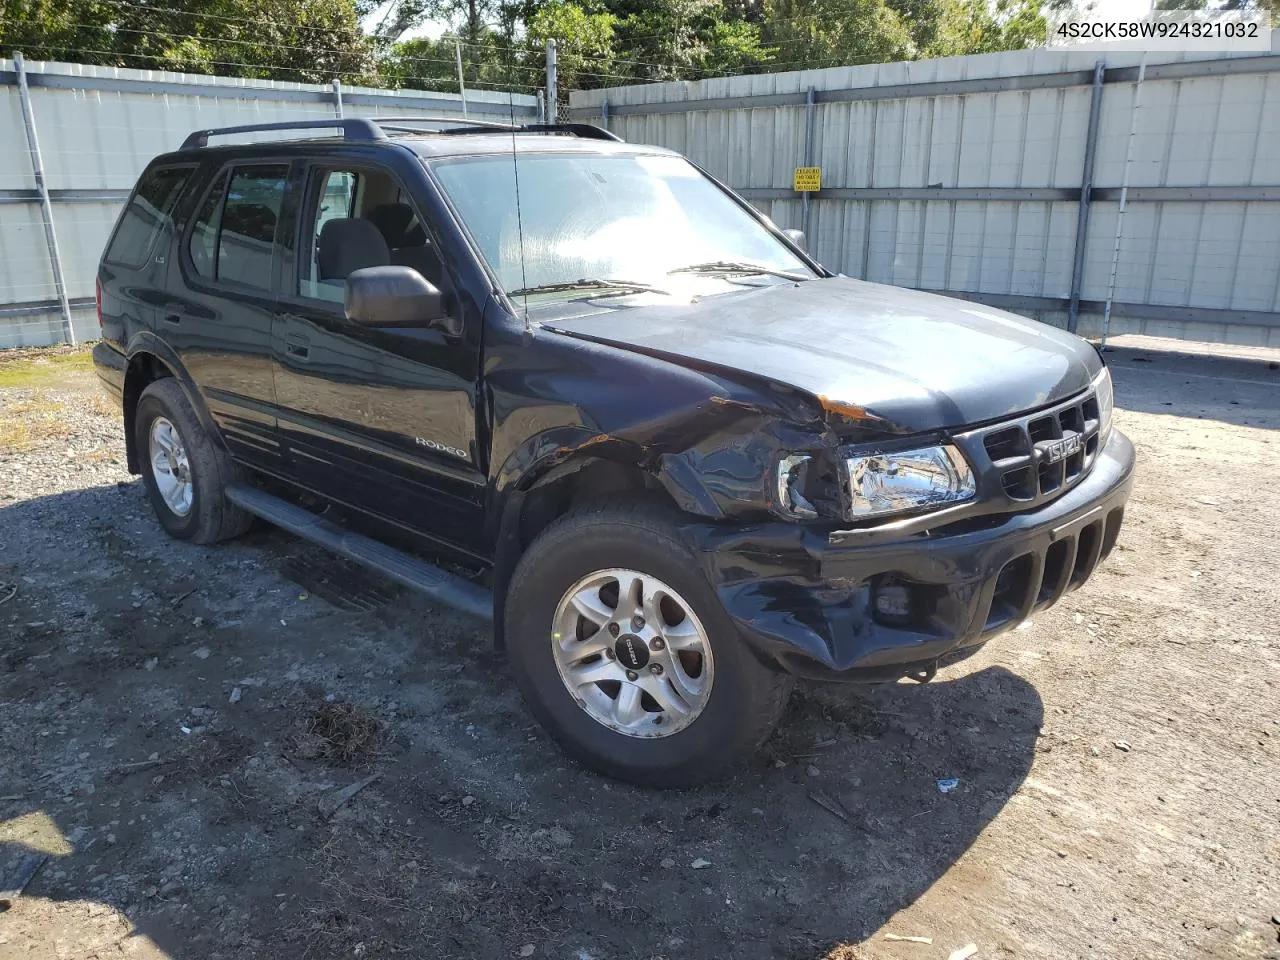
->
[793,166,822,192]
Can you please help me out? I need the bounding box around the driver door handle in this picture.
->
[285,334,310,360]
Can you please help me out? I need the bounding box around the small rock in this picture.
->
[806,764,820,777]
[158,879,183,896]
[548,826,573,847]
[461,795,475,807]
[192,616,205,627]
[660,858,675,869]
[1113,740,1132,752]
[229,687,242,704]
[601,881,617,893]
[192,647,210,660]
[519,945,535,957]
[142,885,158,898]
[690,858,711,869]
[143,658,158,672]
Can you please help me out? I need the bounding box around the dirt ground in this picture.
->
[1,336,1277,960]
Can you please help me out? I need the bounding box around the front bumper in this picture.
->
[691,429,1135,682]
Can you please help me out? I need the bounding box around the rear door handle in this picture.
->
[285,334,310,360]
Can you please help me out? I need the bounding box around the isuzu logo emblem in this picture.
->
[1040,434,1082,464]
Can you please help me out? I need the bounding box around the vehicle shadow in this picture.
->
[1,482,1042,959]
[1102,340,1280,430]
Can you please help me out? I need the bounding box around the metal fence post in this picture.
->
[802,85,816,241]
[454,40,468,118]
[600,98,609,131]
[14,52,75,345]
[1067,60,1105,334]
[1102,57,1148,347]
[546,39,558,121]
[331,79,344,118]
[536,89,546,123]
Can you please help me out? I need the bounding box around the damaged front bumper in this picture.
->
[691,429,1136,682]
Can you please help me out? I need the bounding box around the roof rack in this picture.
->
[179,116,624,151]
[180,118,386,150]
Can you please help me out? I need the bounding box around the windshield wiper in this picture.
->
[507,278,669,298]
[668,260,808,281]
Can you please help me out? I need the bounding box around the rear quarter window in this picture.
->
[104,166,193,268]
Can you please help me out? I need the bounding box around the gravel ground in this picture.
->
[1,337,1278,960]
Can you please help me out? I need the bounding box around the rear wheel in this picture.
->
[505,501,792,787]
[135,378,251,544]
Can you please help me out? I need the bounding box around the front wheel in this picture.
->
[504,502,792,788]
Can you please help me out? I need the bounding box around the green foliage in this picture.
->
[762,0,914,68]
[925,0,1047,58]
[3,0,1070,96]
[1,0,374,82]
[528,0,616,89]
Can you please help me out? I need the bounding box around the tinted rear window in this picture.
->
[217,166,288,290]
[104,167,193,268]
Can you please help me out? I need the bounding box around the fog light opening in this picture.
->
[873,576,914,625]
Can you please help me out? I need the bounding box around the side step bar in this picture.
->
[224,483,493,622]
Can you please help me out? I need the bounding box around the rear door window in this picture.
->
[104,166,193,268]
[188,171,228,279]
[216,165,289,290]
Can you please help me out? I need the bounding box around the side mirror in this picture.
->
[783,228,807,251]
[345,265,461,337]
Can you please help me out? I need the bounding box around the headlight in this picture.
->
[846,444,975,520]
[1093,366,1114,443]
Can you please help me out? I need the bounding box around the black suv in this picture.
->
[93,117,1134,787]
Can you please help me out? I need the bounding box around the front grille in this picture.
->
[955,387,1102,512]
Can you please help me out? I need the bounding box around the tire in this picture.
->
[134,378,252,544]
[504,501,792,788]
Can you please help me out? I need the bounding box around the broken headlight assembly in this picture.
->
[844,444,976,520]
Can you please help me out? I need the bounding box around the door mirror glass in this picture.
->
[345,266,460,336]
[783,228,807,251]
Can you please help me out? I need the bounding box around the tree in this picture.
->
[528,1,616,90]
[761,0,915,70]
[1,0,374,83]
[925,0,1047,58]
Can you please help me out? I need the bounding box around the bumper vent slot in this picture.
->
[978,507,1125,634]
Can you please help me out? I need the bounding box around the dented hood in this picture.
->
[540,276,1102,434]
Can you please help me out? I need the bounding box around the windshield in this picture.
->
[428,152,813,297]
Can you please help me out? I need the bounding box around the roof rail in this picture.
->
[520,123,622,142]
[369,117,622,142]
[365,115,517,131]
[178,117,624,151]
[180,118,386,150]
